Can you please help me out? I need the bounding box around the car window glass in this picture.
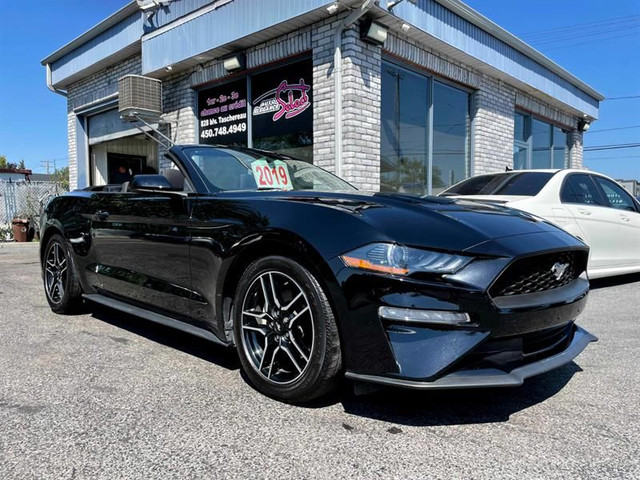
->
[560,174,604,205]
[443,172,553,196]
[183,147,356,192]
[593,176,637,211]
[189,149,252,191]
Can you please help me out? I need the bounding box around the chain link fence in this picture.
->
[1,181,68,240]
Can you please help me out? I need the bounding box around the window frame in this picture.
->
[514,111,571,170]
[381,57,474,195]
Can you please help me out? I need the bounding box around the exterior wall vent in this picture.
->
[118,75,163,119]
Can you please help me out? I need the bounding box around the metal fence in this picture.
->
[0,180,67,224]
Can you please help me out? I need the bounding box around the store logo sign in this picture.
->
[253,79,311,121]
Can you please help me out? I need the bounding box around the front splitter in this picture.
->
[345,325,597,390]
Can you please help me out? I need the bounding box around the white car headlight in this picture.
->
[340,243,472,276]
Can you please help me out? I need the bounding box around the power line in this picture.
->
[530,29,640,51]
[584,156,640,161]
[603,96,640,101]
[587,125,640,133]
[517,15,640,39]
[526,24,640,46]
[583,143,640,152]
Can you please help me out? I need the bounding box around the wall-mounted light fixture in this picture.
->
[326,2,338,14]
[223,53,246,73]
[401,22,411,32]
[360,17,388,45]
[578,119,590,132]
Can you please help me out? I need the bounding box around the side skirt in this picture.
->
[82,294,229,347]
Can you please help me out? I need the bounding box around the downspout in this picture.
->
[333,0,374,177]
[46,63,67,97]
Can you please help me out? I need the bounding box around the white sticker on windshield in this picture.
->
[251,160,293,190]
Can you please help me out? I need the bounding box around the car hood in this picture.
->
[278,191,566,253]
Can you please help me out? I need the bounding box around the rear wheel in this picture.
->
[233,256,341,403]
[43,234,83,314]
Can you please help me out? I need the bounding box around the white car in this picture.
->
[440,169,640,279]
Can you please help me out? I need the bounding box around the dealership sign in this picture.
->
[197,59,312,147]
[198,78,248,145]
[252,79,311,121]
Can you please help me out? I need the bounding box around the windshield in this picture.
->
[442,172,555,196]
[184,147,356,193]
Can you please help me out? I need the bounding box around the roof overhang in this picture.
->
[41,1,139,66]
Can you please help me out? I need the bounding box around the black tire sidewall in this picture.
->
[43,234,81,314]
[233,256,334,402]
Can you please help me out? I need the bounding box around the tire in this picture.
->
[43,233,83,314]
[233,256,342,403]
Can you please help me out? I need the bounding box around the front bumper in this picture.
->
[346,325,597,389]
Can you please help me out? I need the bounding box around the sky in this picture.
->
[0,0,638,180]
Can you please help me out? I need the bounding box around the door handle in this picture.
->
[94,210,110,221]
[577,208,592,216]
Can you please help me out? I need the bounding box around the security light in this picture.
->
[326,3,338,14]
[223,53,246,73]
[360,18,388,46]
[578,119,590,132]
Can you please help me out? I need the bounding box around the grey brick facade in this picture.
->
[65,16,586,191]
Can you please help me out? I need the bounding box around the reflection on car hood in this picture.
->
[279,191,565,253]
[440,194,533,204]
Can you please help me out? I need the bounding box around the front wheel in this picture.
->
[233,256,342,403]
[43,234,83,314]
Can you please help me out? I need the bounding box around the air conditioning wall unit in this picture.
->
[118,75,163,120]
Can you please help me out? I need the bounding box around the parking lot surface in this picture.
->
[1,242,638,479]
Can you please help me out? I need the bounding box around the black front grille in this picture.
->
[490,251,587,297]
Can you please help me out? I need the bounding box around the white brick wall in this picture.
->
[472,76,516,174]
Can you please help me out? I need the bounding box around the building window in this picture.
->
[381,61,471,196]
[197,58,313,163]
[514,112,569,169]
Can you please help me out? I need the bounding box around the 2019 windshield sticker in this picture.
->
[253,79,311,121]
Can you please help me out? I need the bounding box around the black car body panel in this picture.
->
[40,145,596,391]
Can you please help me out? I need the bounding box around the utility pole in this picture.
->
[41,160,53,175]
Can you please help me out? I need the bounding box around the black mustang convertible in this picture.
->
[40,145,596,402]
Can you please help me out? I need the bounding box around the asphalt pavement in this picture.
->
[0,242,638,479]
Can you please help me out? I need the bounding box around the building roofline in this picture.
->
[41,0,605,102]
[0,169,33,175]
[436,0,605,101]
[40,1,139,66]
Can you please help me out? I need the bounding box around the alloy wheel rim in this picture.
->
[241,271,315,385]
[45,242,67,304]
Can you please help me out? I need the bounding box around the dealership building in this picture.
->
[42,0,603,194]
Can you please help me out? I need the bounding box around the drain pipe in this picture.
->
[333,0,374,177]
[46,63,67,97]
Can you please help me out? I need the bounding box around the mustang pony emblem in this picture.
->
[551,262,569,280]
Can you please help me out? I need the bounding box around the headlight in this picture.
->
[340,243,472,276]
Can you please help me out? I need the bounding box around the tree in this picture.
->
[18,159,25,170]
[0,155,6,169]
[53,166,70,190]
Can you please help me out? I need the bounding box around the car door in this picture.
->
[90,183,197,322]
[591,175,640,268]
[560,173,619,269]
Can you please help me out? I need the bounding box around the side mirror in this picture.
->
[129,174,177,193]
